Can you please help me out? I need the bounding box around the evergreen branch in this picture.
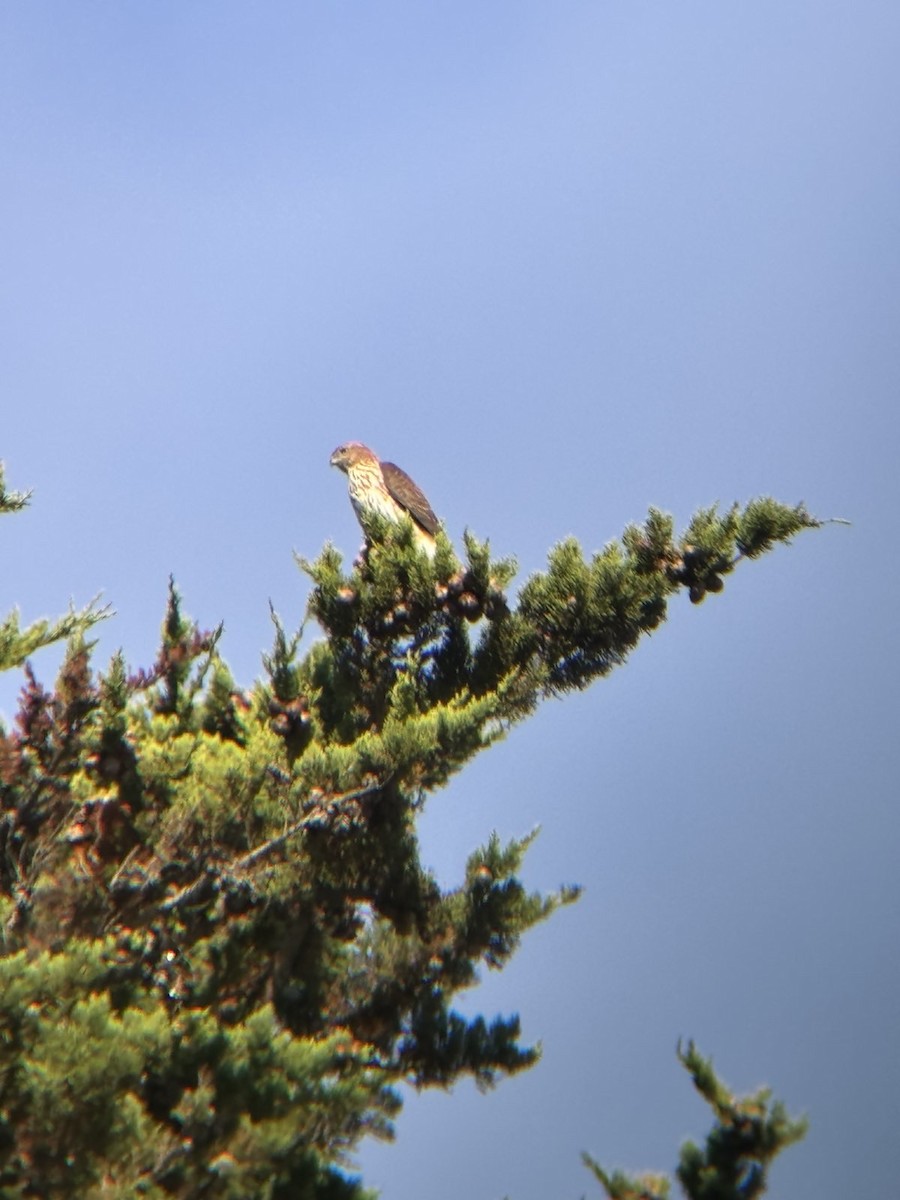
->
[0,463,31,514]
[232,782,386,872]
[582,1155,669,1200]
[158,783,387,913]
[468,497,829,702]
[584,1043,807,1200]
[0,598,112,673]
[158,866,218,913]
[105,846,142,895]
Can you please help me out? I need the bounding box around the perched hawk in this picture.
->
[330,441,440,557]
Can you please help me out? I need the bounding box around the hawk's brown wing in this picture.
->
[380,461,440,536]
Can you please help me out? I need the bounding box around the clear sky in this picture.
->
[2,4,898,1197]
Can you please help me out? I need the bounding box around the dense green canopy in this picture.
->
[0,471,811,1197]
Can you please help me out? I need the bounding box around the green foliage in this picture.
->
[0,486,818,1197]
[0,603,110,675]
[583,1042,807,1200]
[0,465,109,672]
[0,462,31,515]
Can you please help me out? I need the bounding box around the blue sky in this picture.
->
[2,3,898,1197]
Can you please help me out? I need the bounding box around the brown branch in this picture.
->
[158,781,386,913]
[233,781,385,871]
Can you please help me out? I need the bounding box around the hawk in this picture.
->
[330,441,440,557]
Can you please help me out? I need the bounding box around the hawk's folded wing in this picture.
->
[380,461,440,536]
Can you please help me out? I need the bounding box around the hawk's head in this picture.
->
[330,442,377,473]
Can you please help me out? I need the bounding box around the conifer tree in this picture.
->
[0,464,816,1198]
[584,1042,807,1200]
